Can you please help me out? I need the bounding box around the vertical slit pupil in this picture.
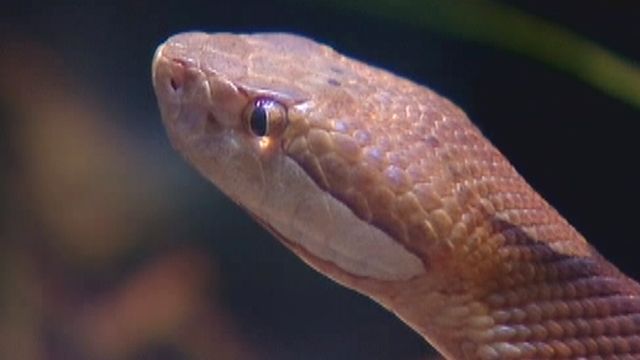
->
[250,105,268,136]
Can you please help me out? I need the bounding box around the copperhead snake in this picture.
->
[152,32,640,359]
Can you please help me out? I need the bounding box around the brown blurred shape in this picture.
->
[0,37,256,360]
[73,250,255,360]
[1,39,169,266]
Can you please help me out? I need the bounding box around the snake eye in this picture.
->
[247,98,287,138]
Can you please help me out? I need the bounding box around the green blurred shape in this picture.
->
[305,0,640,109]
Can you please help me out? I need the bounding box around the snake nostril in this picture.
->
[168,59,187,93]
[170,78,180,91]
[168,72,184,93]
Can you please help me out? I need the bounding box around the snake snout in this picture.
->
[153,57,188,102]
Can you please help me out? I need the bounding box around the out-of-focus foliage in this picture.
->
[307,0,640,109]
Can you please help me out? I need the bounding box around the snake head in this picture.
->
[152,32,426,291]
[152,32,317,202]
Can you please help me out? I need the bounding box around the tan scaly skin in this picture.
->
[152,32,640,359]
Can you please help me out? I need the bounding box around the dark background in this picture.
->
[1,1,639,359]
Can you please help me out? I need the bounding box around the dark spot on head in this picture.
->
[327,78,341,87]
[423,135,440,148]
[330,66,344,74]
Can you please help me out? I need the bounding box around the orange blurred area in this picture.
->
[0,38,256,360]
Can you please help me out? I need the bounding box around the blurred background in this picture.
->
[1,1,639,359]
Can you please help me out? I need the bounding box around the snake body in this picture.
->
[152,32,640,359]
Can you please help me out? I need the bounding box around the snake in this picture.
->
[151,32,640,359]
